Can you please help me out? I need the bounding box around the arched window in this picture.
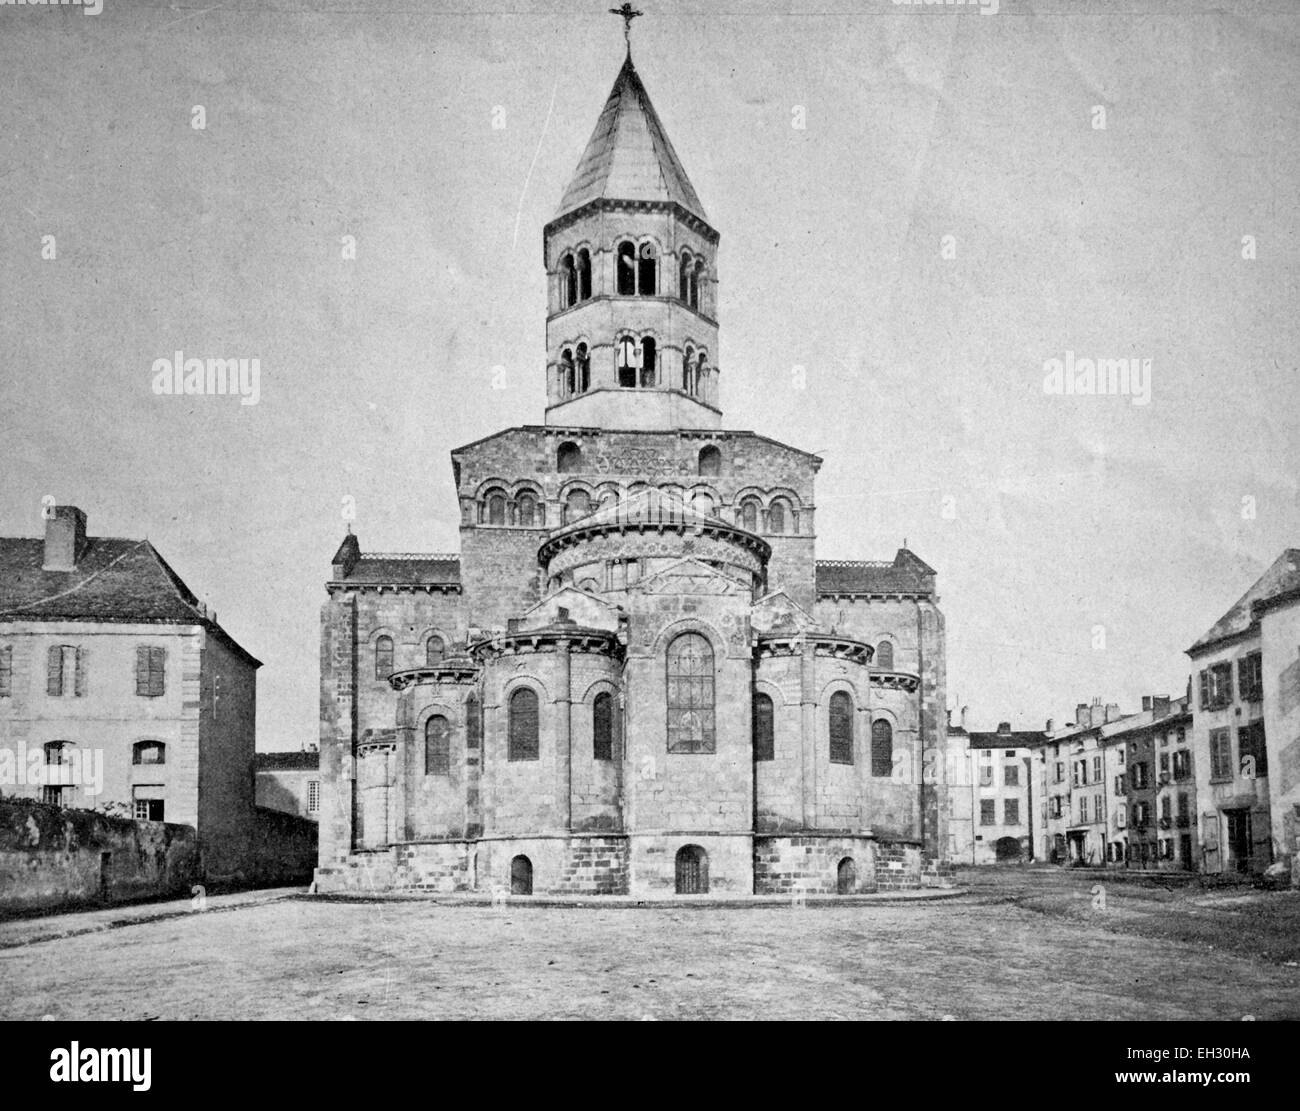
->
[508,688,539,761]
[639,337,656,388]
[637,242,657,295]
[691,491,715,518]
[616,241,636,295]
[679,251,692,300]
[871,719,893,778]
[374,635,393,679]
[132,741,166,766]
[829,691,854,764]
[560,348,575,396]
[768,499,789,534]
[425,635,445,666]
[683,346,695,394]
[692,259,704,311]
[875,640,894,670]
[465,694,481,751]
[617,336,638,388]
[593,691,614,761]
[424,714,451,775]
[560,253,577,308]
[697,445,720,476]
[695,351,707,394]
[44,741,74,766]
[753,692,774,761]
[576,342,590,393]
[740,499,760,533]
[557,441,582,472]
[577,248,591,301]
[484,489,507,525]
[563,489,591,525]
[516,493,537,528]
[666,632,715,753]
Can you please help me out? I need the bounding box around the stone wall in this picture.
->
[0,797,199,916]
[753,834,876,894]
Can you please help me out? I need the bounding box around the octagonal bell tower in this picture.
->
[544,51,721,431]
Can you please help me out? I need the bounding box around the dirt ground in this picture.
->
[2,867,1298,1020]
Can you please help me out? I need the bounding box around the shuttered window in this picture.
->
[47,645,83,697]
[592,691,614,761]
[829,691,854,765]
[753,692,774,761]
[135,646,165,697]
[425,715,450,776]
[870,719,893,777]
[508,688,539,761]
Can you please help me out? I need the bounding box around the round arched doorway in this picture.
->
[510,854,533,895]
[836,857,856,894]
[675,845,708,894]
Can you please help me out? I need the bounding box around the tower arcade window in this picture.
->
[639,337,656,387]
[560,253,577,308]
[483,489,508,525]
[425,715,451,775]
[593,691,614,761]
[753,692,774,761]
[697,445,721,476]
[517,492,538,528]
[683,345,696,393]
[740,499,760,533]
[576,342,590,393]
[557,441,582,472]
[616,241,636,295]
[374,635,393,679]
[695,351,707,395]
[508,687,540,761]
[666,632,715,754]
[871,719,894,778]
[768,499,790,534]
[875,640,894,671]
[617,336,638,387]
[563,489,591,524]
[692,259,704,311]
[637,242,657,295]
[829,691,854,764]
[560,348,576,396]
[577,248,592,301]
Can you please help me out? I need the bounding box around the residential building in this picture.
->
[0,506,261,873]
[960,720,1044,864]
[255,749,321,822]
[1188,550,1300,880]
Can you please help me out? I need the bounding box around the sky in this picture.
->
[1,0,1297,745]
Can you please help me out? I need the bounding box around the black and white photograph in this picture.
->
[0,0,1295,1074]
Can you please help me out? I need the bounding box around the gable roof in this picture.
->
[1189,549,1300,655]
[555,55,708,223]
[0,536,259,667]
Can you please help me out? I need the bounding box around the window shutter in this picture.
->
[1198,669,1208,709]
[149,647,165,696]
[47,645,63,696]
[136,646,148,696]
[74,647,86,697]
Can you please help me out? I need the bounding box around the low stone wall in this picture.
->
[0,797,199,916]
[875,840,923,889]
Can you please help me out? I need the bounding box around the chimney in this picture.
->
[960,705,969,730]
[1141,695,1152,712]
[1045,717,1055,733]
[1075,702,1089,728]
[331,531,361,579]
[997,721,1011,735]
[1153,695,1171,718]
[42,506,87,572]
[1105,702,1120,723]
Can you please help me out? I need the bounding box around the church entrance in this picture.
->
[675,845,707,894]
[510,855,533,895]
[836,857,856,894]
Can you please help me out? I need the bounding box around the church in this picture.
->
[315,37,950,897]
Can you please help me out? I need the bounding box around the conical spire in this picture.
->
[554,55,708,223]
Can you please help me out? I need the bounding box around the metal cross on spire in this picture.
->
[609,3,643,54]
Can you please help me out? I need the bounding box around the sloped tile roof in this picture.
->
[555,55,707,222]
[340,556,462,585]
[255,750,319,771]
[0,536,259,666]
[815,549,937,596]
[1189,549,1300,654]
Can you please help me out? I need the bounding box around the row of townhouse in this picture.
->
[947,714,1044,865]
[995,549,1298,881]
